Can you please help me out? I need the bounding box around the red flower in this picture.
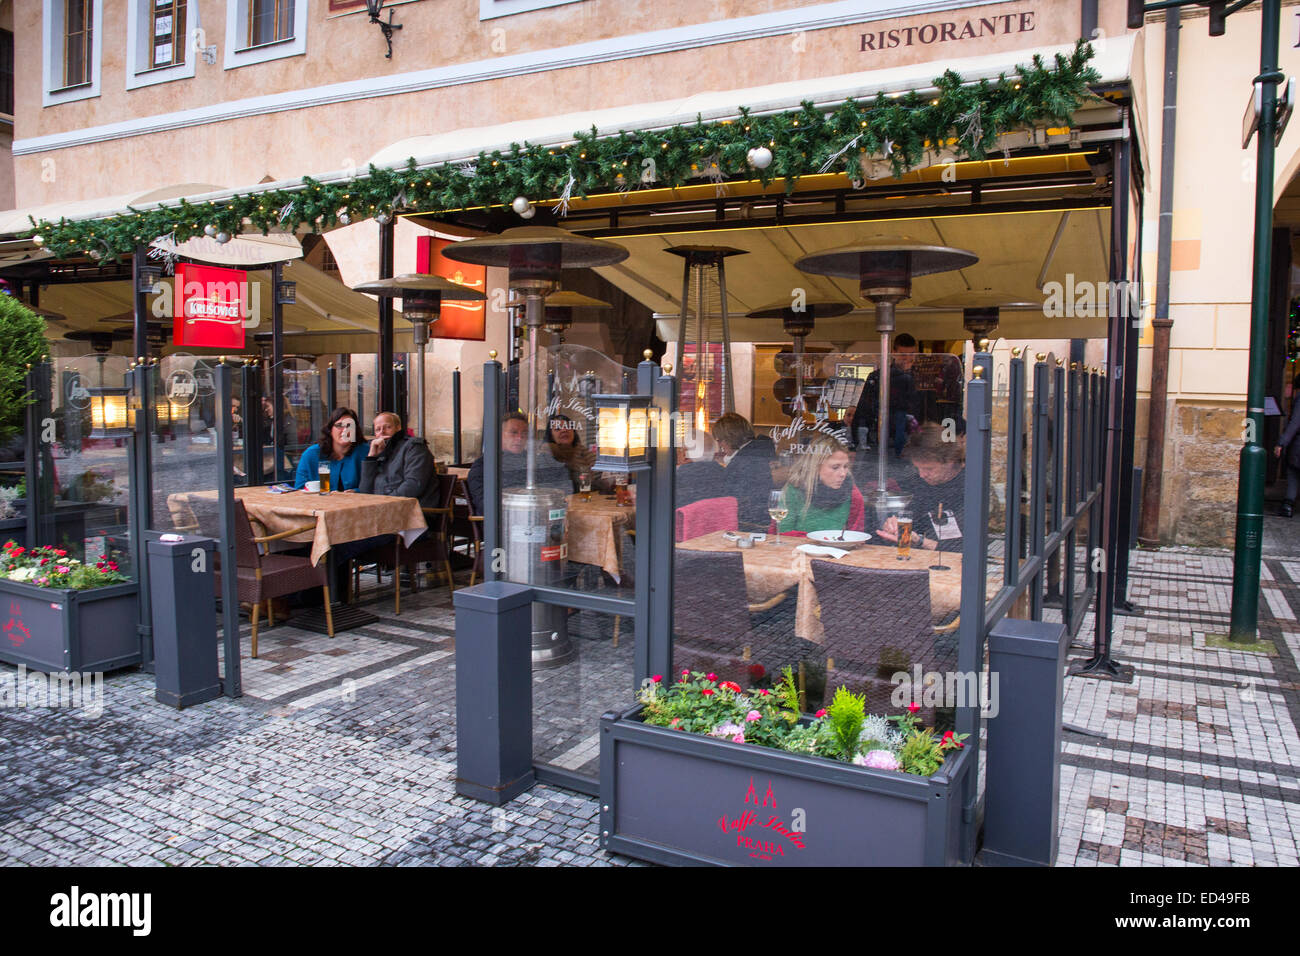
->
[39,558,49,566]
[941,731,965,749]
[907,702,921,714]
[10,547,24,556]
[680,670,690,682]
[706,673,717,681]
[758,688,771,696]
[748,664,766,680]
[815,708,827,718]
[54,549,66,557]
[107,562,119,571]
[651,675,662,683]
[720,681,742,693]
[701,688,715,696]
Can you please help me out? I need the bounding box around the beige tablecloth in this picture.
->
[565,493,633,580]
[169,487,427,567]
[675,531,961,642]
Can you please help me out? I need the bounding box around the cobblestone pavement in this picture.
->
[1,545,1297,866]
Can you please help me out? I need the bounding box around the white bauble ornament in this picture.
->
[511,196,533,216]
[31,234,44,247]
[215,231,231,244]
[746,146,773,170]
[203,224,217,237]
[376,211,392,225]
[337,211,351,225]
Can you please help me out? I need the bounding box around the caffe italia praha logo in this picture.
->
[859,9,1037,51]
[716,777,806,861]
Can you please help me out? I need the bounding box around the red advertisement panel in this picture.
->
[416,236,487,341]
[174,263,247,349]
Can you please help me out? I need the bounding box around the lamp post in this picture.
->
[746,300,852,418]
[351,274,485,440]
[795,237,977,513]
[445,226,629,667]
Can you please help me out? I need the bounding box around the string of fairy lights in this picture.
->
[28,41,1099,262]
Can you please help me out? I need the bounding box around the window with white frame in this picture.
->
[479,0,583,18]
[224,0,307,69]
[126,0,197,90]
[42,0,103,106]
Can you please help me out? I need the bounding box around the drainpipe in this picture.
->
[1138,8,1180,548]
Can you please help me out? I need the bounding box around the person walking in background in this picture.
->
[851,332,920,457]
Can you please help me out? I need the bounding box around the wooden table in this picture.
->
[168,486,427,567]
[676,531,961,642]
[565,493,634,581]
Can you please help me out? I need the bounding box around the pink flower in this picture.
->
[680,670,690,682]
[745,710,762,722]
[815,708,827,718]
[54,565,69,574]
[907,702,921,714]
[651,675,662,683]
[731,733,745,744]
[701,688,715,696]
[670,718,681,728]
[758,688,771,696]
[854,750,901,771]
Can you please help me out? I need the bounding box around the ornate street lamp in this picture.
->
[746,299,852,417]
[351,273,485,440]
[592,393,654,474]
[364,0,403,59]
[795,237,977,512]
[443,226,628,667]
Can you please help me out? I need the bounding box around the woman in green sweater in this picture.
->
[777,434,866,534]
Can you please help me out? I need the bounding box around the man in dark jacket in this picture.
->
[360,411,437,507]
[467,412,574,513]
[1274,379,1300,516]
[713,413,776,531]
[852,333,919,456]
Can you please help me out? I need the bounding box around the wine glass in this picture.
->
[767,489,788,542]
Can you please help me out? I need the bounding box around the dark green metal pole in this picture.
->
[1229,0,1283,642]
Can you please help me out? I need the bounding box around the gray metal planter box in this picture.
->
[600,706,972,867]
[0,578,140,673]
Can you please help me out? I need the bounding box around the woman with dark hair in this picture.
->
[544,413,595,490]
[293,407,367,491]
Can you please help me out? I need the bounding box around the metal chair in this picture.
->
[220,500,332,658]
[810,560,959,721]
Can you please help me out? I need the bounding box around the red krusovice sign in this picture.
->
[174,263,248,349]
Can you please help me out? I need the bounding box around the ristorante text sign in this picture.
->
[860,10,1036,51]
[174,263,247,349]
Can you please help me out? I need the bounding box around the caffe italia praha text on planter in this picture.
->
[860,10,1038,52]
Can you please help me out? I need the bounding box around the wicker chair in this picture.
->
[220,500,333,658]
[351,474,460,612]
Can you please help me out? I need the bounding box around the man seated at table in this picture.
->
[359,411,437,508]
[874,423,965,552]
[676,429,727,506]
[713,413,777,532]
[467,412,573,514]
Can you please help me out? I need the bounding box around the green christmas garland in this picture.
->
[31,40,1099,261]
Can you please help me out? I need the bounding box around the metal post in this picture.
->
[452,368,463,463]
[214,362,242,698]
[957,349,992,864]
[650,361,679,681]
[132,244,151,360]
[378,220,396,414]
[718,257,735,415]
[271,261,286,480]
[1005,352,1025,589]
[1065,365,1080,627]
[1230,0,1283,642]
[1030,357,1049,620]
[523,293,543,490]
[130,363,155,671]
[483,358,503,582]
[877,326,892,507]
[325,363,337,413]
[23,365,40,547]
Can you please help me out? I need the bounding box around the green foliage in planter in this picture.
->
[0,298,47,446]
[2,540,128,590]
[825,686,867,760]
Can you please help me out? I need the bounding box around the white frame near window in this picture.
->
[42,0,103,106]
[224,0,307,70]
[479,0,584,18]
[126,0,198,91]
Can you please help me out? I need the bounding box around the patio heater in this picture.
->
[667,246,747,437]
[921,289,1042,345]
[795,237,977,513]
[444,227,629,667]
[544,290,611,344]
[351,274,486,439]
[745,300,853,417]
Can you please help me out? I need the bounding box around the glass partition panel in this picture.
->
[986,349,1009,596]
[153,353,227,540]
[672,349,967,730]
[41,355,135,574]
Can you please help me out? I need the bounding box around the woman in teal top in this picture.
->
[294,407,368,491]
[777,434,866,534]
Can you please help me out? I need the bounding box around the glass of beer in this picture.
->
[578,472,592,501]
[895,511,913,561]
[614,473,630,506]
[318,463,331,495]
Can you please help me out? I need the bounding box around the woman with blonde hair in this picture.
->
[777,433,865,534]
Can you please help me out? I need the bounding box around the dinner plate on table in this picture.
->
[806,529,870,548]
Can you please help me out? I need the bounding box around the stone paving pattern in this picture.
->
[1,542,1298,866]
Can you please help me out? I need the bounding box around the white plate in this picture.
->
[807,530,870,546]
